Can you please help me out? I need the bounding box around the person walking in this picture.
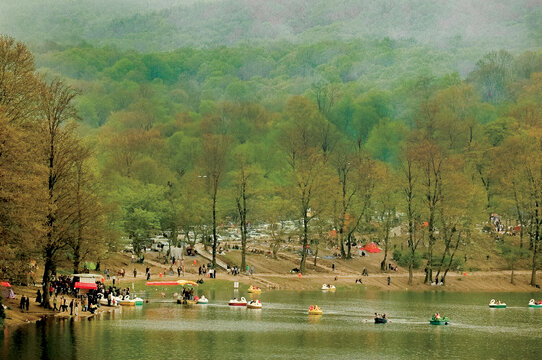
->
[53,296,58,311]
[147,271,151,280]
[387,276,391,286]
[25,296,30,311]
[250,265,254,275]
[69,299,74,315]
[133,268,137,278]
[332,263,335,272]
[20,295,25,311]
[36,289,42,304]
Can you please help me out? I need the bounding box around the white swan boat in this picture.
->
[229,297,247,306]
[528,299,542,308]
[197,295,209,304]
[247,299,262,309]
[97,293,118,307]
[321,284,336,291]
[489,299,506,308]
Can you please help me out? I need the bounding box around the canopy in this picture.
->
[74,282,97,290]
[360,242,381,253]
[146,280,198,287]
[1,281,11,287]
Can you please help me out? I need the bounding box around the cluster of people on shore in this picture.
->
[227,265,241,275]
[48,275,77,297]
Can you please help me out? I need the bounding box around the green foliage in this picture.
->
[393,249,422,269]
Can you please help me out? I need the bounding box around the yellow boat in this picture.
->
[248,285,262,293]
[308,305,322,315]
[177,298,197,305]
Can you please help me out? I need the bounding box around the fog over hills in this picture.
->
[1,0,541,52]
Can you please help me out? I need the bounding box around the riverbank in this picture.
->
[3,249,541,331]
[1,286,115,332]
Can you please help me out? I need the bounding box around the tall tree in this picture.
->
[280,96,331,273]
[39,78,81,308]
[201,133,229,268]
[68,143,108,273]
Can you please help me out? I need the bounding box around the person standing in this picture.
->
[53,296,58,311]
[133,268,137,278]
[147,271,151,280]
[250,265,254,275]
[74,301,79,317]
[69,299,74,315]
[387,276,391,286]
[332,263,335,272]
[25,296,30,311]
[20,295,25,311]
[36,289,42,304]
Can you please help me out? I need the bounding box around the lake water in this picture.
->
[2,289,542,359]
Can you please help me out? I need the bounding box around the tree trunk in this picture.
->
[41,247,54,309]
[211,191,218,269]
[530,203,540,287]
[300,213,309,273]
[73,242,81,274]
[530,234,538,287]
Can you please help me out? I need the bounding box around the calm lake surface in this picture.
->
[2,289,542,359]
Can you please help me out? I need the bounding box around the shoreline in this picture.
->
[3,269,541,331]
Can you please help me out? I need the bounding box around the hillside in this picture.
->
[1,0,541,52]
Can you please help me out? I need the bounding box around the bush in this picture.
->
[393,249,422,269]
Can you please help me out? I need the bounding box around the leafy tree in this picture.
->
[200,133,230,268]
[38,78,81,308]
[280,96,332,272]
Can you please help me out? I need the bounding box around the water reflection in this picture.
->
[3,290,542,359]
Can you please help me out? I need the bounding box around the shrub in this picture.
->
[393,249,422,269]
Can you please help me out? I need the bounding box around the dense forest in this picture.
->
[1,1,542,304]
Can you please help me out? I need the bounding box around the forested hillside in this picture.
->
[1,0,541,52]
[1,1,542,289]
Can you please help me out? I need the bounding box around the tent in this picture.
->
[360,242,381,253]
[1,281,15,299]
[74,282,97,290]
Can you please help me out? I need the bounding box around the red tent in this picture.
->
[361,242,381,253]
[74,282,97,290]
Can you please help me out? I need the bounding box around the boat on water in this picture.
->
[528,299,542,308]
[196,295,209,304]
[374,317,388,324]
[321,284,336,291]
[308,305,323,315]
[247,299,262,309]
[229,297,248,306]
[97,293,118,307]
[489,299,506,308]
[177,298,197,305]
[118,295,144,306]
[430,314,449,325]
[248,285,262,293]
